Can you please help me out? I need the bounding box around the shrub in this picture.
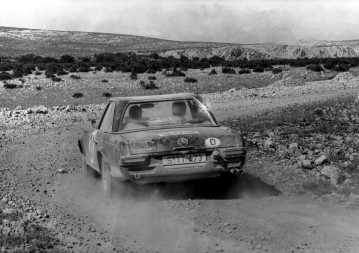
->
[146,69,156,74]
[140,80,159,90]
[70,74,81,80]
[45,70,55,78]
[56,69,68,76]
[165,69,186,77]
[95,65,103,71]
[209,68,217,75]
[130,71,137,80]
[101,79,109,83]
[36,86,42,90]
[60,55,75,63]
[12,70,24,79]
[34,71,42,75]
[184,77,198,83]
[0,72,12,81]
[272,68,283,74]
[78,66,90,72]
[69,66,78,72]
[51,77,62,82]
[222,67,236,74]
[333,64,350,72]
[103,92,112,98]
[72,92,84,98]
[238,69,251,74]
[306,64,324,72]
[148,76,156,80]
[3,82,17,89]
[253,66,265,73]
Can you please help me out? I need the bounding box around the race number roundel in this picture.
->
[205,138,221,147]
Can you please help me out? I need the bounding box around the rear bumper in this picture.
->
[114,147,246,184]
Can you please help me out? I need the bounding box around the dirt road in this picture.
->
[1,83,359,252]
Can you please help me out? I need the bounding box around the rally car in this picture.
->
[78,93,246,198]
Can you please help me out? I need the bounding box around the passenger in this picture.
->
[171,101,187,123]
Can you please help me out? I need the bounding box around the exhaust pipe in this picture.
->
[229,168,245,175]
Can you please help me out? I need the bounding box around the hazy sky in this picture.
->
[1,0,359,43]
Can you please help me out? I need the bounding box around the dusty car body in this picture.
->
[78,93,246,197]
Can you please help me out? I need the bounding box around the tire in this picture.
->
[101,157,115,199]
[82,155,96,179]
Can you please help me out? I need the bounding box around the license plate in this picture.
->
[163,153,206,166]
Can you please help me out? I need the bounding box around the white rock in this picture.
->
[314,155,327,165]
[321,165,340,185]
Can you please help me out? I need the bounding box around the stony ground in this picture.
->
[1,70,359,252]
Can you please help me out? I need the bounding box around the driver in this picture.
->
[123,105,146,129]
[171,101,187,123]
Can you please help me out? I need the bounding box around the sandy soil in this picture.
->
[1,78,359,252]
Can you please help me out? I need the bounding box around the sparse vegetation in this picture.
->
[272,68,283,74]
[51,77,62,82]
[222,67,236,74]
[36,86,42,90]
[3,82,18,89]
[72,92,84,98]
[209,68,217,75]
[184,77,198,83]
[140,80,159,90]
[238,69,251,74]
[101,79,108,83]
[103,92,112,98]
[70,74,81,80]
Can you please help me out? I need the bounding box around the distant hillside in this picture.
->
[1,26,359,60]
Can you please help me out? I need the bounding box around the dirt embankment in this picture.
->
[1,74,359,252]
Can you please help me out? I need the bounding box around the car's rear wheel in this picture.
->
[82,155,96,179]
[101,157,114,198]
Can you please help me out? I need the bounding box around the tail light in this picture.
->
[119,141,131,156]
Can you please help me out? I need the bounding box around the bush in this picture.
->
[140,80,159,90]
[238,69,251,74]
[165,69,186,77]
[45,70,55,78]
[70,74,81,80]
[12,70,23,78]
[36,86,42,90]
[148,76,156,80]
[271,68,283,74]
[222,67,236,74]
[184,77,198,83]
[0,72,12,81]
[146,69,156,74]
[103,92,112,98]
[51,77,62,82]
[34,71,42,75]
[78,66,90,72]
[306,64,324,72]
[3,82,17,89]
[56,69,68,76]
[253,66,265,73]
[72,92,84,98]
[130,71,137,80]
[209,68,217,75]
[101,79,109,83]
[60,55,75,63]
[69,66,78,72]
[333,64,350,72]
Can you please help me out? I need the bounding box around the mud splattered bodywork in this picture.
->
[79,93,246,184]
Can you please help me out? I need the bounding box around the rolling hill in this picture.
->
[1,26,359,60]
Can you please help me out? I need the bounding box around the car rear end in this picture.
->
[116,127,246,184]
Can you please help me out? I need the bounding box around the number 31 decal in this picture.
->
[89,130,98,164]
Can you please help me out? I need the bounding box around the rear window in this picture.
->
[118,99,215,131]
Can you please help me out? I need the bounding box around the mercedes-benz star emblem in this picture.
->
[177,137,189,147]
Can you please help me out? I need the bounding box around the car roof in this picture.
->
[109,93,200,103]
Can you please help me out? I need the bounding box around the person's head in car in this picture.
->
[172,101,187,122]
[128,105,142,123]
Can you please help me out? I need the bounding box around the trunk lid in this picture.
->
[121,127,237,154]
